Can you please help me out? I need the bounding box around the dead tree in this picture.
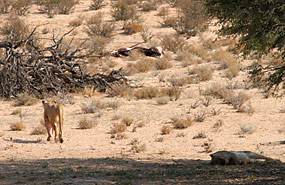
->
[0,28,128,98]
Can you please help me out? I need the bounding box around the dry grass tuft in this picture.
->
[107,83,132,97]
[10,122,25,131]
[131,142,146,153]
[141,0,157,12]
[11,108,22,115]
[83,86,100,97]
[90,0,104,10]
[161,125,173,135]
[153,58,172,70]
[121,117,134,126]
[31,125,47,135]
[78,117,96,129]
[171,117,193,129]
[213,119,223,132]
[110,122,127,134]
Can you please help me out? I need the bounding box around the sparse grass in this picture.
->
[106,101,120,110]
[131,143,146,153]
[161,125,173,135]
[78,117,96,129]
[136,121,146,128]
[161,86,182,101]
[192,131,207,139]
[200,96,213,107]
[238,101,255,114]
[87,36,110,55]
[171,117,193,129]
[156,97,169,105]
[15,93,38,106]
[110,122,127,134]
[157,6,169,17]
[31,125,46,135]
[81,100,105,114]
[86,12,115,38]
[161,34,186,53]
[10,122,25,131]
[133,86,160,99]
[183,45,209,61]
[155,137,164,142]
[190,65,213,81]
[121,117,134,126]
[168,76,195,87]
[69,18,83,27]
[123,23,143,34]
[37,0,79,17]
[239,125,255,135]
[56,0,79,14]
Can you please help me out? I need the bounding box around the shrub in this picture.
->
[12,0,32,16]
[160,34,186,53]
[15,93,38,106]
[123,23,143,34]
[78,117,96,129]
[86,12,115,38]
[112,0,139,23]
[133,86,160,99]
[157,6,169,17]
[161,125,172,135]
[31,125,46,135]
[110,122,127,134]
[107,83,132,97]
[83,86,100,97]
[190,65,213,81]
[168,76,195,86]
[153,58,172,70]
[161,17,177,28]
[90,0,104,10]
[131,143,146,153]
[57,0,78,14]
[174,0,209,36]
[11,108,21,115]
[0,14,29,41]
[69,18,83,27]
[171,117,193,129]
[10,122,25,131]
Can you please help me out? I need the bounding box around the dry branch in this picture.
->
[0,28,128,98]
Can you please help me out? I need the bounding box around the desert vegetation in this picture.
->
[0,0,284,184]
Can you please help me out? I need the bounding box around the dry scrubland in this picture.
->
[0,0,284,184]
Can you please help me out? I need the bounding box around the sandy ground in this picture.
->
[0,0,284,184]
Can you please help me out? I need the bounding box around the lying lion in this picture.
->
[210,151,273,165]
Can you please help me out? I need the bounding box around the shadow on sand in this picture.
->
[0,157,284,185]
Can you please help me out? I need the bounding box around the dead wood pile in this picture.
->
[0,28,127,98]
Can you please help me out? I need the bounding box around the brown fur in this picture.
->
[42,100,65,143]
[210,150,272,165]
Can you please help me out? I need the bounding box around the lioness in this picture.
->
[42,100,65,143]
[210,150,272,165]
